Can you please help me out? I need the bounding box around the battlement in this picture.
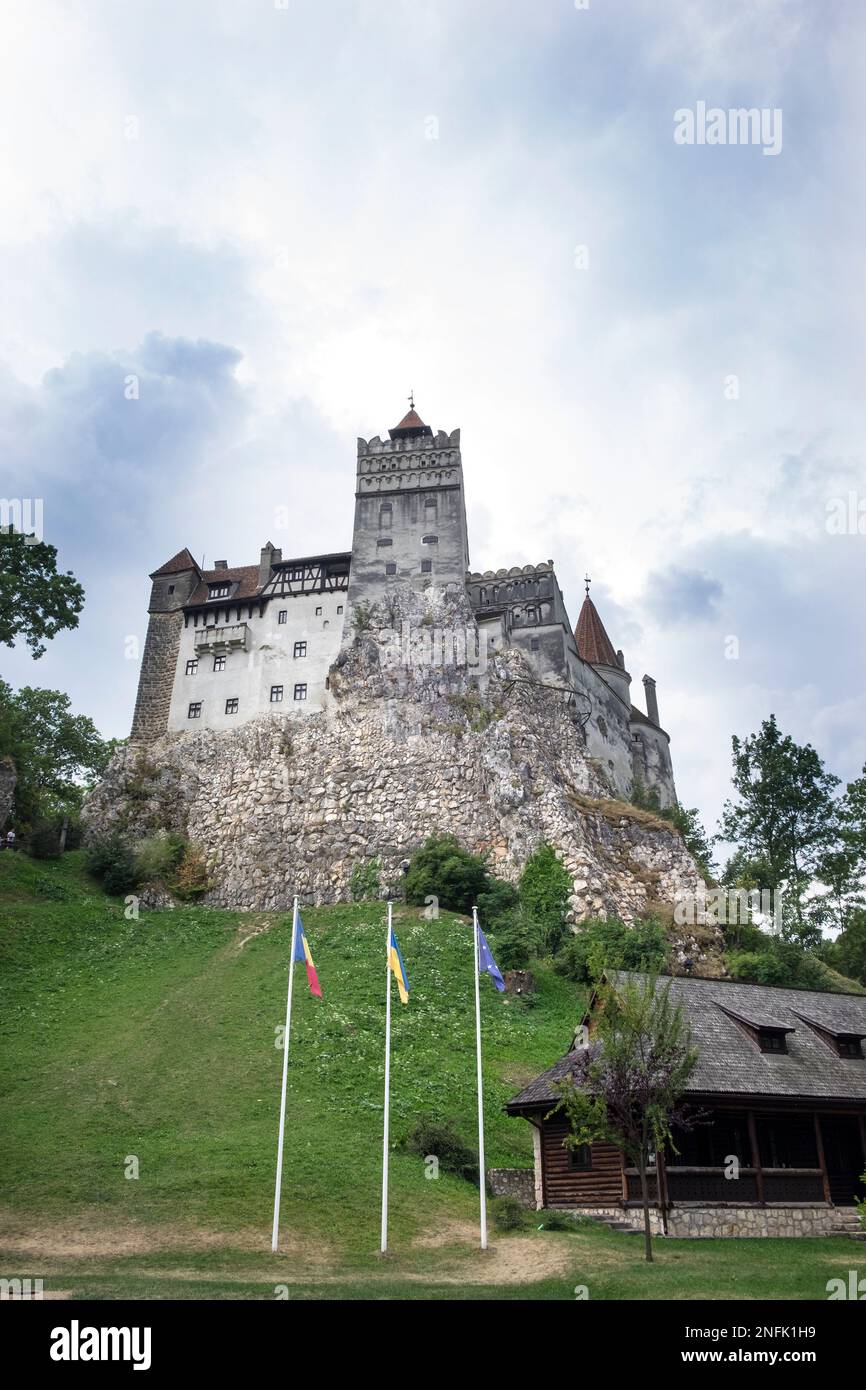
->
[355,429,463,497]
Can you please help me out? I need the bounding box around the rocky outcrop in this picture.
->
[83,584,725,973]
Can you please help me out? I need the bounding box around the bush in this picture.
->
[538,1209,584,1232]
[28,822,62,860]
[554,915,669,984]
[404,835,489,915]
[173,843,209,900]
[349,857,381,902]
[86,831,138,895]
[401,1115,478,1182]
[476,876,519,928]
[488,908,539,970]
[518,843,572,956]
[490,1195,527,1231]
[133,831,186,884]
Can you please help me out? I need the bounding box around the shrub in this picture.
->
[86,831,139,895]
[349,857,381,902]
[404,835,489,915]
[538,1209,583,1232]
[488,908,539,970]
[133,831,186,884]
[28,822,62,860]
[554,915,669,984]
[476,876,519,928]
[518,843,572,956]
[173,843,209,900]
[490,1195,527,1231]
[401,1115,478,1182]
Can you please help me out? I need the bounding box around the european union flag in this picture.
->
[477,925,505,992]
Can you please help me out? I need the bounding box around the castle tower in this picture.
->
[345,404,469,613]
[130,548,201,742]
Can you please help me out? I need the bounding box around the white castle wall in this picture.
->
[166,591,347,732]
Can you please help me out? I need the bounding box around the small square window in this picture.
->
[568,1144,592,1170]
[530,638,540,652]
[168,584,175,594]
[385,563,397,576]
[377,537,393,548]
[315,606,322,616]
[323,620,329,628]
[185,659,198,676]
[759,1031,787,1054]
[188,702,202,719]
[213,655,226,672]
[225,698,238,714]
[421,559,433,574]
[270,685,283,703]
[294,641,307,658]
[278,610,287,625]
[294,683,307,701]
[208,583,231,599]
[422,534,438,544]
[337,605,343,614]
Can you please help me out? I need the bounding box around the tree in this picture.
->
[719,715,839,941]
[555,973,698,1262]
[518,842,572,955]
[403,834,489,914]
[0,679,115,830]
[0,528,85,659]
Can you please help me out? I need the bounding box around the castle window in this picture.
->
[531,638,540,651]
[424,496,437,515]
[379,503,392,529]
[323,620,329,628]
[185,659,198,676]
[385,563,397,575]
[213,655,226,672]
[316,606,322,616]
[337,605,343,614]
[270,685,283,703]
[188,702,202,719]
[526,606,537,623]
[290,567,304,581]
[225,698,238,715]
[422,535,438,545]
[208,583,231,599]
[278,610,287,624]
[168,584,175,594]
[377,537,393,547]
[293,641,307,658]
[294,683,307,701]
[421,559,433,574]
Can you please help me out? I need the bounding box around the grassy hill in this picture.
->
[2,851,860,1300]
[0,851,583,1254]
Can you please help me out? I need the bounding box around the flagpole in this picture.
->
[473,905,488,1250]
[380,900,393,1254]
[271,895,299,1253]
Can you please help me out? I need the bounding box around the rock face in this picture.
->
[0,756,16,829]
[83,584,724,972]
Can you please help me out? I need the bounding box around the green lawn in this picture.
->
[0,852,860,1300]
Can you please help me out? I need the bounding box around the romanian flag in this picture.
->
[388,926,410,1005]
[292,914,322,997]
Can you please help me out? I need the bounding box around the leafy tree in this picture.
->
[403,834,489,914]
[719,715,839,941]
[554,916,669,984]
[829,909,866,987]
[555,973,697,1262]
[0,679,115,829]
[0,528,85,658]
[518,842,572,955]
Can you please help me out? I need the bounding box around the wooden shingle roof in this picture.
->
[506,973,866,1112]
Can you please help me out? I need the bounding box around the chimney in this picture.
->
[616,649,625,671]
[259,541,278,589]
[214,560,228,570]
[643,674,660,725]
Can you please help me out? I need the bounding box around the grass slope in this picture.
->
[0,852,581,1255]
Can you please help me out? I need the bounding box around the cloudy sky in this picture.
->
[2,0,864,839]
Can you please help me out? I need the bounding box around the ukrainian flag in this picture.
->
[388,926,410,1005]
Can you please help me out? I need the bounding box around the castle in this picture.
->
[130,405,676,808]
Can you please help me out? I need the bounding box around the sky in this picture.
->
[1,0,865,842]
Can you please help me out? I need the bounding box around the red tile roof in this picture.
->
[574,594,618,667]
[389,406,433,440]
[150,547,200,579]
[187,565,261,605]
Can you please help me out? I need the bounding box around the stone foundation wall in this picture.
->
[487,1169,536,1207]
[570,1204,836,1238]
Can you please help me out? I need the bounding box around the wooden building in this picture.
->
[506,973,866,1237]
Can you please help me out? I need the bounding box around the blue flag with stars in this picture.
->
[477,925,505,992]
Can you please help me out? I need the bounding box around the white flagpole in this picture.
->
[271,895,299,1253]
[380,901,393,1254]
[473,905,488,1250]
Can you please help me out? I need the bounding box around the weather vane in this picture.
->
[584,573,592,596]
[408,389,414,410]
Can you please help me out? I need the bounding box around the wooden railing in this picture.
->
[624,1166,825,1205]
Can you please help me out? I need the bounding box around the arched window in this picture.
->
[379,502,392,529]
